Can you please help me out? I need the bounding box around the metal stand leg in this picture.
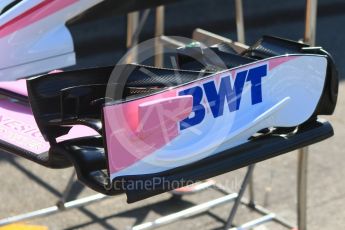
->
[234,0,256,208]
[234,0,245,44]
[304,0,318,45]
[126,12,139,63]
[214,183,295,230]
[155,6,165,67]
[225,165,255,229]
[298,1,318,230]
[297,147,309,230]
[0,171,110,226]
[248,173,255,207]
[57,171,76,209]
[126,9,151,64]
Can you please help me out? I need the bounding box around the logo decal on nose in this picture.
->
[179,64,267,130]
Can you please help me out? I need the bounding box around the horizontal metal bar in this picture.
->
[0,194,110,226]
[64,193,108,209]
[131,193,238,230]
[249,203,294,229]
[192,28,248,53]
[159,35,186,48]
[0,206,59,226]
[213,184,295,229]
[229,213,276,230]
[170,180,216,196]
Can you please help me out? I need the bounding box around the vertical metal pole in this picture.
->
[225,165,255,229]
[248,171,255,206]
[235,0,255,206]
[234,0,245,44]
[304,0,318,45]
[297,147,309,230]
[127,11,139,63]
[59,171,76,206]
[155,6,165,67]
[298,1,317,230]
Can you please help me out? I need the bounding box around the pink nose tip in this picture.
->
[48,70,63,74]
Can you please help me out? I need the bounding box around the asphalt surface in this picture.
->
[0,0,345,229]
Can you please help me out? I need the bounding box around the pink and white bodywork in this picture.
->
[103,55,328,180]
[0,98,98,154]
[0,73,98,155]
[0,0,103,80]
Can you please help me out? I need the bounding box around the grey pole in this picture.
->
[234,0,245,44]
[304,0,318,45]
[155,6,165,67]
[298,1,318,230]
[126,11,139,63]
[234,0,256,206]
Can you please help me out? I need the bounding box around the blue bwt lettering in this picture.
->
[179,64,267,130]
[179,86,205,130]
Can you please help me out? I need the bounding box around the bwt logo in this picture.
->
[178,64,268,130]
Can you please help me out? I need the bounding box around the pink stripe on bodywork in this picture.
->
[138,96,193,134]
[0,99,49,154]
[0,99,98,155]
[0,79,28,96]
[104,91,193,174]
[269,56,297,70]
[0,70,62,97]
[0,0,78,38]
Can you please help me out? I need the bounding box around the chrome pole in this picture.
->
[57,171,76,209]
[297,147,309,230]
[131,193,238,230]
[298,1,318,230]
[234,0,255,206]
[126,11,139,63]
[228,213,276,230]
[304,0,318,45]
[234,0,245,44]
[0,193,110,226]
[155,6,165,67]
[225,165,255,229]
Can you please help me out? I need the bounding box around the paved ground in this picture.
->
[1,0,345,229]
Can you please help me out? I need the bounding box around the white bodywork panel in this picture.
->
[0,0,104,80]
